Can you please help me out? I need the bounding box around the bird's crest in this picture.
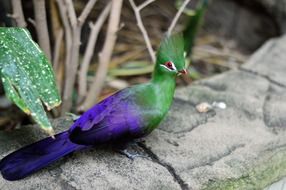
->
[156,34,185,70]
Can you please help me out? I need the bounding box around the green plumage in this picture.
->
[183,0,208,56]
[155,34,185,73]
[139,34,186,133]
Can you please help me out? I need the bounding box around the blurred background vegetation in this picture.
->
[0,0,281,133]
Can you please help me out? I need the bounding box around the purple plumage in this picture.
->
[69,89,145,145]
[0,132,85,180]
[0,87,148,180]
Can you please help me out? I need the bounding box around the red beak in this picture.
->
[178,69,188,75]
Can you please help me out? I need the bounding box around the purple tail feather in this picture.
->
[0,131,86,181]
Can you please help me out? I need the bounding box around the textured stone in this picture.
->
[203,0,279,53]
[242,35,286,87]
[257,0,286,32]
[147,69,284,189]
[0,118,180,190]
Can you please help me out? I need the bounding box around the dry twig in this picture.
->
[129,0,156,63]
[53,28,64,71]
[56,0,97,114]
[9,0,27,27]
[33,0,52,60]
[27,18,36,27]
[78,3,112,102]
[52,28,64,97]
[56,0,73,109]
[80,0,123,111]
[167,0,191,36]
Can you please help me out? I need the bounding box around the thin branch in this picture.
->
[33,0,52,60]
[27,18,36,27]
[80,0,123,111]
[56,0,74,113]
[65,0,77,27]
[58,0,97,113]
[78,0,98,25]
[167,0,191,36]
[129,0,156,63]
[50,0,62,42]
[138,0,155,11]
[78,3,112,102]
[55,0,72,67]
[10,0,27,27]
[56,0,72,87]
[53,28,64,71]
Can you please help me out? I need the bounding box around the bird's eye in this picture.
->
[165,61,174,70]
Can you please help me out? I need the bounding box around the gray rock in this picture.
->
[266,177,286,190]
[256,0,286,32]
[2,33,286,190]
[150,69,283,189]
[0,118,180,190]
[242,35,286,87]
[203,0,279,53]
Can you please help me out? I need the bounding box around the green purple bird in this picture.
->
[0,35,187,181]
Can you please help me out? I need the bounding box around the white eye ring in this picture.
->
[160,61,177,72]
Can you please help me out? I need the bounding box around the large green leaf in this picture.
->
[0,27,61,135]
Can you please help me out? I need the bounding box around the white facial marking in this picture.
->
[160,61,177,72]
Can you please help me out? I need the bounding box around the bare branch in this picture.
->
[33,0,52,60]
[129,0,156,63]
[78,3,112,102]
[27,18,36,27]
[78,0,98,25]
[138,0,156,11]
[80,0,123,111]
[65,0,77,27]
[57,0,97,113]
[10,0,27,27]
[56,0,74,113]
[56,1,72,72]
[55,0,72,64]
[53,28,64,71]
[167,0,191,36]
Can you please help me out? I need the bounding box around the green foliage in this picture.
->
[0,27,61,134]
[180,0,209,56]
[175,0,208,80]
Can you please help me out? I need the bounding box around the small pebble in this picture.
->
[196,102,212,113]
[212,101,227,109]
[196,101,227,113]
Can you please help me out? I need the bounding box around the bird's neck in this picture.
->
[151,70,176,90]
[151,68,176,111]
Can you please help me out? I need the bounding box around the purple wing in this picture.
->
[69,89,144,145]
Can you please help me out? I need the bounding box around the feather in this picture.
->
[0,132,85,180]
[69,89,144,145]
[156,34,185,70]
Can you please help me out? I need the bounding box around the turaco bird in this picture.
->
[0,35,187,181]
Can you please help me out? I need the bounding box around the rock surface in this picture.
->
[257,0,286,32]
[203,0,280,53]
[1,36,286,190]
[231,0,286,32]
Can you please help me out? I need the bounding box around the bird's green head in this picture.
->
[154,34,187,78]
